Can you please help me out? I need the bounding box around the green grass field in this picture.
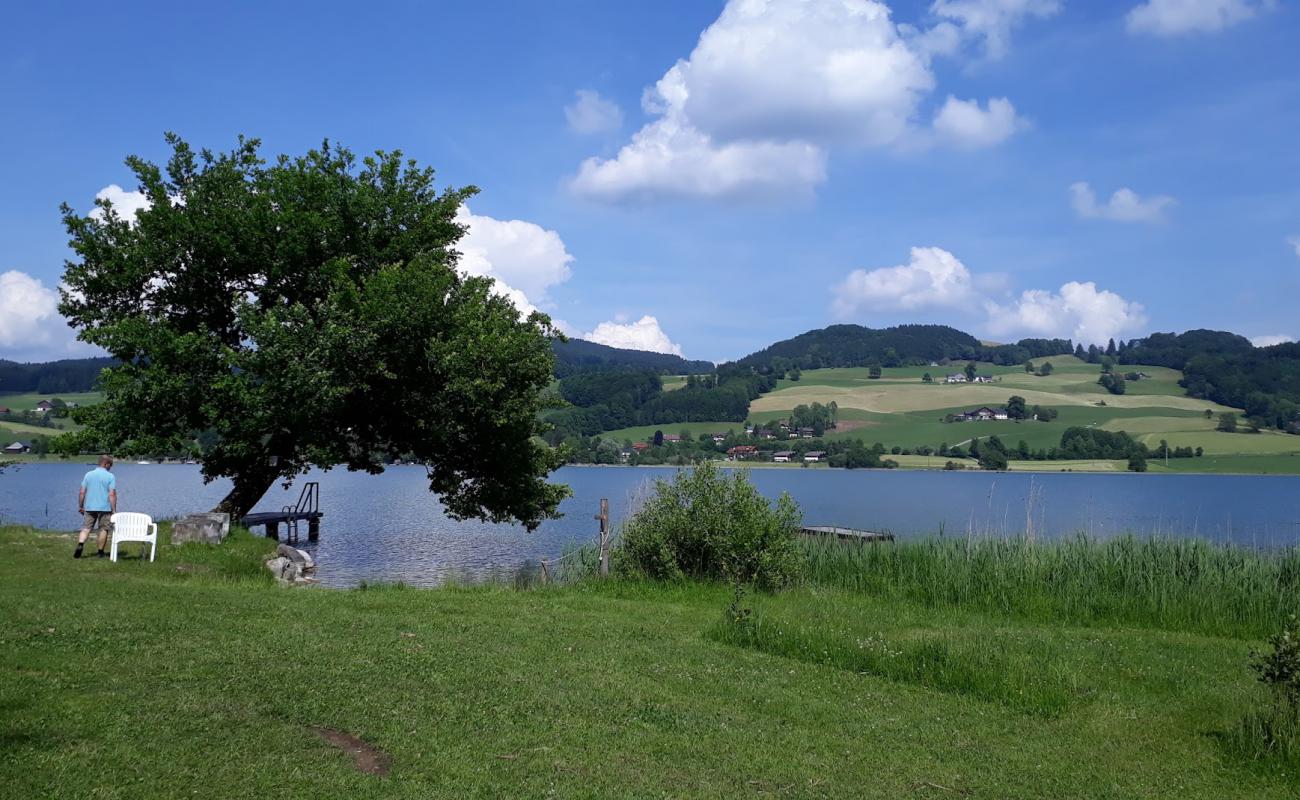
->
[0,390,103,410]
[2,524,1297,798]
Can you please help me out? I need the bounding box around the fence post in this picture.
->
[595,498,610,578]
[540,560,550,585]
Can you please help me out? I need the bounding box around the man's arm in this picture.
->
[78,487,86,514]
[109,489,117,514]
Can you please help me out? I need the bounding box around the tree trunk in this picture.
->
[211,470,281,519]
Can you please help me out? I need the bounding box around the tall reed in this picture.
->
[801,534,1300,638]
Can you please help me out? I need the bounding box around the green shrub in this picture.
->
[620,462,803,591]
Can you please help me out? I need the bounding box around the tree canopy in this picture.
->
[58,134,567,526]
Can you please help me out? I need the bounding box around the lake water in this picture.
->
[3,463,1299,587]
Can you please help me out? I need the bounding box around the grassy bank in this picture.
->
[2,524,1297,797]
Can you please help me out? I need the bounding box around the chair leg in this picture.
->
[150,540,156,562]
[110,541,118,563]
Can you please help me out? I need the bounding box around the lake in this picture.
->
[3,463,1298,587]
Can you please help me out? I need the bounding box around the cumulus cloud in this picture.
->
[929,0,1062,59]
[1251,334,1295,348]
[1126,0,1269,36]
[89,184,150,223]
[1288,235,1300,260]
[985,281,1148,345]
[830,246,1147,345]
[832,247,977,317]
[0,271,60,352]
[1070,182,1175,223]
[454,206,574,317]
[932,96,1026,148]
[583,315,684,356]
[572,0,1039,202]
[565,90,623,134]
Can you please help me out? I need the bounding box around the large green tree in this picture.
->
[58,134,567,527]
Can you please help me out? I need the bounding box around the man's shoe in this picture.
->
[96,550,107,559]
[73,546,84,559]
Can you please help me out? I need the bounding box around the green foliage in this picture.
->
[1037,361,1054,376]
[1128,452,1148,472]
[801,535,1300,638]
[1006,395,1027,420]
[58,134,566,525]
[1252,616,1300,709]
[620,462,803,591]
[550,337,712,378]
[868,365,882,379]
[1098,371,1126,395]
[1219,412,1240,433]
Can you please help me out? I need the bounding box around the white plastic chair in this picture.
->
[109,512,158,563]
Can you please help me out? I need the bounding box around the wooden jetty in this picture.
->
[242,481,322,543]
[800,525,894,542]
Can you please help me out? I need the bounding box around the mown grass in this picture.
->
[3,522,1299,797]
[800,535,1300,639]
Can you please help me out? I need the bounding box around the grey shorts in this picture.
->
[82,511,113,534]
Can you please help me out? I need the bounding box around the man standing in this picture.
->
[75,455,117,559]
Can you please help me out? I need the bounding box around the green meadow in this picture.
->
[3,524,1298,798]
[599,356,1300,473]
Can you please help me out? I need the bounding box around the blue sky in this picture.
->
[2,0,1298,364]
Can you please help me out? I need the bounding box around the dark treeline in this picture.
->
[551,338,714,378]
[0,357,114,394]
[544,365,775,443]
[731,324,1074,372]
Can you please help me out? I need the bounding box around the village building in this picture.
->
[772,450,795,463]
[0,406,11,414]
[663,434,683,443]
[796,427,815,438]
[726,445,758,461]
[972,375,995,383]
[803,450,826,462]
[632,442,650,452]
[959,407,1009,421]
[34,400,55,414]
[619,449,633,463]
[711,433,726,444]
[754,428,775,440]
[3,441,31,454]
[945,374,967,384]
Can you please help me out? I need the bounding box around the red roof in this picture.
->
[632,442,650,451]
[727,445,758,455]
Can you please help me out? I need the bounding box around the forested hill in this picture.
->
[551,338,714,377]
[1120,331,1300,430]
[731,324,1074,371]
[0,357,114,394]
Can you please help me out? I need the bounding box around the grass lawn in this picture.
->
[0,390,103,410]
[2,524,1297,798]
[601,421,748,443]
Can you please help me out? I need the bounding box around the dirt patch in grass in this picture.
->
[310,726,392,776]
[830,420,877,433]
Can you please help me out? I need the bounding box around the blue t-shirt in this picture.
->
[81,467,116,512]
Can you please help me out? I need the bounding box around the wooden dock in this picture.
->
[242,482,322,543]
[800,525,894,542]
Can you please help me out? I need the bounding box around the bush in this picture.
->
[620,461,803,591]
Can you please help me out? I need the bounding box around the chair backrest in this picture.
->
[111,512,154,537]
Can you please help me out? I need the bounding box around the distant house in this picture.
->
[754,428,776,440]
[796,427,815,439]
[960,407,1008,421]
[773,450,795,463]
[972,375,995,383]
[663,434,684,443]
[632,442,650,452]
[711,433,726,444]
[929,361,939,367]
[3,441,31,454]
[34,400,55,414]
[0,406,10,414]
[727,445,759,461]
[945,374,967,384]
[803,451,826,462]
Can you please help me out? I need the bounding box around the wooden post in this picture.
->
[540,560,550,585]
[266,521,279,540]
[308,516,320,541]
[594,498,610,577]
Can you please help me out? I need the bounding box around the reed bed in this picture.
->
[801,534,1300,638]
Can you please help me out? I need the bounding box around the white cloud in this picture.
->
[565,90,623,134]
[1288,235,1300,260]
[1126,0,1269,36]
[0,271,59,352]
[571,117,827,202]
[985,281,1148,345]
[932,96,1026,148]
[571,0,1036,202]
[929,0,1063,59]
[1070,181,1175,223]
[89,184,150,223]
[583,315,683,356]
[455,206,575,317]
[832,246,977,317]
[1251,334,1295,348]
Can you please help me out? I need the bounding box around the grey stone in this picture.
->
[265,554,315,586]
[275,545,316,572]
[170,512,231,545]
